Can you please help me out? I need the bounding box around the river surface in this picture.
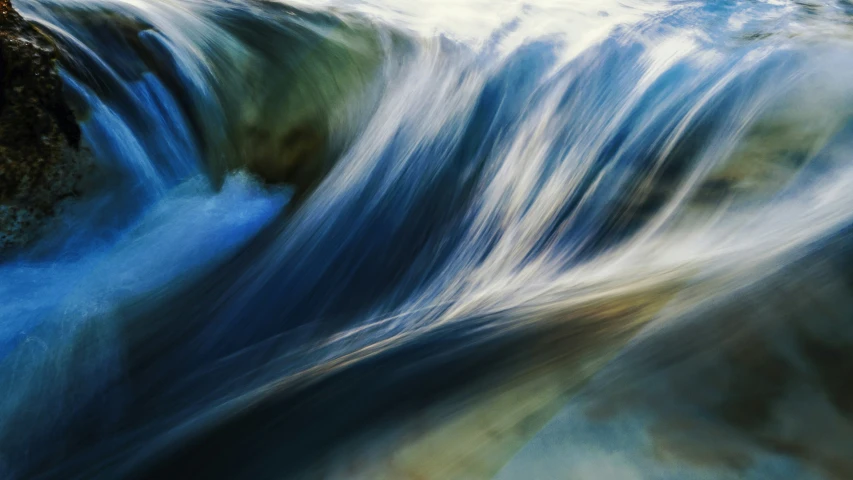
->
[3,0,853,478]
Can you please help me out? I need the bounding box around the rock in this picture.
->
[202,3,391,199]
[0,0,84,251]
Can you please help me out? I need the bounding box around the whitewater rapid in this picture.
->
[2,0,853,478]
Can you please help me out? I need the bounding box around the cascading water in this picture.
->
[3,0,853,478]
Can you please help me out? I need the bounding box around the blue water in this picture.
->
[3,0,853,478]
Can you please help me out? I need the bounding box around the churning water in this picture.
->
[3,0,853,478]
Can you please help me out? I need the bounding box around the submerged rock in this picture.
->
[213,3,392,200]
[0,0,84,250]
[19,0,399,208]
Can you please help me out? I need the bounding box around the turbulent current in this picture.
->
[3,0,853,478]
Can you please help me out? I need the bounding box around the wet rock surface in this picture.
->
[0,0,84,251]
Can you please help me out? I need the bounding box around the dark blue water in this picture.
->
[3,0,853,478]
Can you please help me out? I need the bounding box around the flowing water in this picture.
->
[3,0,853,478]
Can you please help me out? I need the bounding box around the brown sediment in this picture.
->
[0,0,86,250]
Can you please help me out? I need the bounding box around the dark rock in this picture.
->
[0,0,85,250]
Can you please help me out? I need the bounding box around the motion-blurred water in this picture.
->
[3,0,853,478]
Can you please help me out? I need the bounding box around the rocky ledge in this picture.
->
[0,0,84,251]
